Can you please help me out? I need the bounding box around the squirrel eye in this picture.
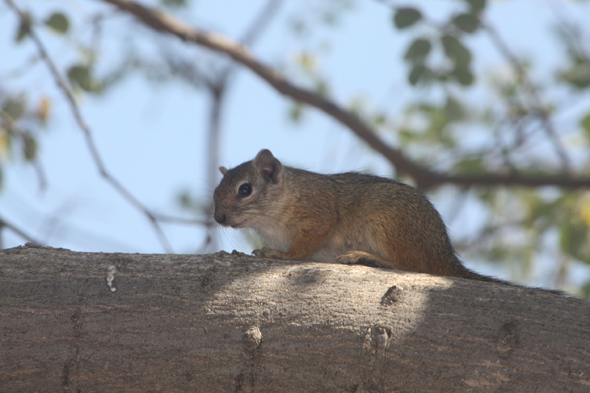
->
[238,183,252,197]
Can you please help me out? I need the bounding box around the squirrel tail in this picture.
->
[459,267,510,285]
[453,260,566,296]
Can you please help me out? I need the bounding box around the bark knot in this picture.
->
[243,326,262,355]
[364,324,393,352]
[380,285,402,306]
[71,308,83,338]
[497,320,520,354]
[106,265,118,293]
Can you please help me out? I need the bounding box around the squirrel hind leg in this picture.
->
[336,251,392,269]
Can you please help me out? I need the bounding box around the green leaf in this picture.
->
[289,103,304,123]
[452,13,479,34]
[559,218,589,262]
[581,112,590,136]
[67,65,101,92]
[178,190,193,209]
[15,12,32,43]
[408,64,429,86]
[22,133,37,161]
[68,65,92,91]
[45,12,69,34]
[404,38,432,63]
[314,79,329,96]
[0,127,11,159]
[296,52,317,73]
[456,157,484,174]
[393,8,422,29]
[452,64,474,86]
[160,0,188,8]
[442,35,472,66]
[371,112,387,127]
[373,112,387,127]
[558,62,590,89]
[2,95,27,121]
[399,127,420,145]
[465,0,486,12]
[444,96,465,121]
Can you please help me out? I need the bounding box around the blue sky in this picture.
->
[1,0,589,287]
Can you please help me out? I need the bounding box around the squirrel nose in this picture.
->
[214,210,226,225]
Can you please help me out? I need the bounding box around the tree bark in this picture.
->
[0,245,589,392]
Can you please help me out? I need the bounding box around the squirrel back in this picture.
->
[213,149,502,284]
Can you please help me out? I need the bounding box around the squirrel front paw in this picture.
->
[252,247,286,259]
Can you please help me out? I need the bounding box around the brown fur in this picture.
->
[213,149,504,284]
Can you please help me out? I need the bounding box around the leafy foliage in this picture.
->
[393,4,479,87]
[0,92,48,189]
[67,64,102,93]
[452,13,479,34]
[466,0,486,13]
[160,0,189,8]
[44,12,69,34]
[393,8,422,29]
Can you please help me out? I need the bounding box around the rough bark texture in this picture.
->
[0,245,589,392]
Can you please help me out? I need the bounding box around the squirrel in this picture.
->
[213,149,504,284]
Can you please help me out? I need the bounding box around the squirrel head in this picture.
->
[213,149,284,228]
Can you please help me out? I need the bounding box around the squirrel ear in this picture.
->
[219,166,228,175]
[253,149,283,184]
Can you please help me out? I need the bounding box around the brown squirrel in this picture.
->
[213,149,503,284]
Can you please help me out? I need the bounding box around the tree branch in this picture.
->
[4,0,215,252]
[1,246,588,391]
[217,0,284,83]
[98,0,430,184]
[97,0,590,191]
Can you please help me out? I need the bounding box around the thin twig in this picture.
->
[204,0,283,252]
[153,214,210,226]
[0,109,26,137]
[4,0,174,252]
[454,219,527,251]
[0,215,43,246]
[481,19,572,172]
[97,0,440,187]
[203,88,223,252]
[218,0,283,83]
[491,119,517,173]
[98,0,590,191]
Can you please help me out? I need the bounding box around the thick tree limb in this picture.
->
[1,246,589,392]
[97,0,590,190]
